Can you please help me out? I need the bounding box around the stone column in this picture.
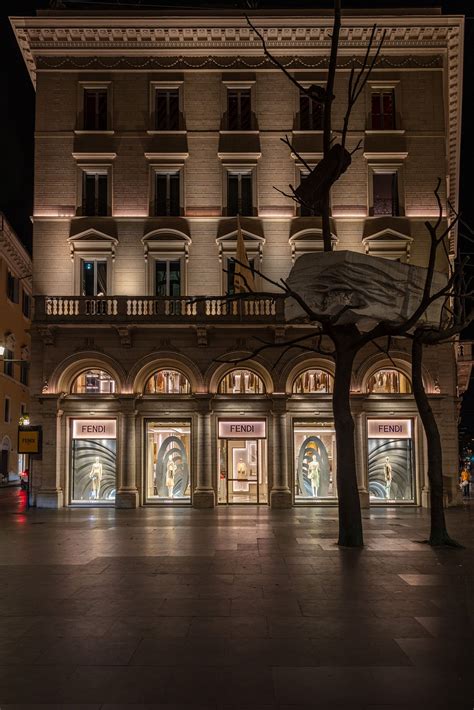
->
[355,412,370,508]
[115,410,139,509]
[270,398,292,509]
[35,407,64,508]
[194,398,215,508]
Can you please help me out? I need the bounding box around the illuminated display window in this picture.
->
[293,422,336,503]
[367,369,411,394]
[71,370,116,394]
[70,419,117,504]
[146,421,191,503]
[293,369,333,394]
[145,369,191,395]
[218,369,265,395]
[368,419,415,503]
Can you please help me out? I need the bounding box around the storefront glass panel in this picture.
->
[294,422,336,502]
[146,421,191,503]
[218,420,267,504]
[71,419,117,504]
[368,419,415,503]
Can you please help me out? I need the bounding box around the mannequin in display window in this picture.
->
[237,458,247,479]
[166,458,177,498]
[307,455,320,497]
[384,456,393,499]
[89,456,103,500]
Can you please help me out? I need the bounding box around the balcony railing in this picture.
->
[35,295,286,324]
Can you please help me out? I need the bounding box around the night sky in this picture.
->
[1,0,473,427]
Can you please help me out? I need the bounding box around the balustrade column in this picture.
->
[116,411,139,509]
[270,404,292,509]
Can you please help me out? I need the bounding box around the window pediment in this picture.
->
[216,217,265,257]
[68,223,118,259]
[289,218,337,261]
[142,222,191,261]
[362,220,412,262]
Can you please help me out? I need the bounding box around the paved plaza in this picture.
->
[0,487,473,709]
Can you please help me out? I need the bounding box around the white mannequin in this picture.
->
[384,456,392,499]
[89,456,103,499]
[166,458,177,498]
[307,455,320,497]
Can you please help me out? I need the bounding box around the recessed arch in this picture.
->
[71,368,117,395]
[130,353,203,395]
[52,353,125,395]
[208,358,273,395]
[366,367,412,394]
[144,368,191,395]
[280,356,336,395]
[292,368,334,394]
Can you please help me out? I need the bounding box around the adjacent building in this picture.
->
[0,214,32,481]
[11,6,464,509]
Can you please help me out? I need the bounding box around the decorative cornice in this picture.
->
[0,214,32,284]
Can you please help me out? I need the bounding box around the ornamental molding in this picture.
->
[0,214,32,284]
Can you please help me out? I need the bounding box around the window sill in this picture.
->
[365,129,406,135]
[74,130,115,135]
[292,130,324,135]
[219,130,260,135]
[147,130,187,135]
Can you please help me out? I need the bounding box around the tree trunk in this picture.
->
[411,337,461,546]
[332,332,364,547]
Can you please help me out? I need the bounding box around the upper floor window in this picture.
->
[227,88,252,130]
[293,369,333,394]
[155,88,180,131]
[227,172,253,216]
[72,369,117,394]
[225,256,256,296]
[6,271,19,303]
[218,369,265,395]
[81,259,107,296]
[82,171,109,216]
[154,172,181,217]
[299,91,323,131]
[373,172,400,217]
[155,259,181,297]
[83,88,108,131]
[145,369,191,394]
[21,290,31,319]
[367,369,412,394]
[3,350,14,378]
[371,90,395,130]
[19,362,29,387]
[4,397,10,423]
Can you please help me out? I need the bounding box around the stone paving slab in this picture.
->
[0,487,473,707]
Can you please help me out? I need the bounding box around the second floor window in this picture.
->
[4,397,10,423]
[20,362,29,387]
[226,257,256,296]
[83,88,108,131]
[373,172,399,217]
[81,259,107,296]
[299,91,323,130]
[22,291,31,319]
[155,260,181,297]
[3,350,13,378]
[6,272,19,303]
[227,173,253,216]
[82,171,108,216]
[155,89,180,130]
[227,89,252,130]
[371,90,395,130]
[154,172,180,216]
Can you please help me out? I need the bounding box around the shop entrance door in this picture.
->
[218,437,268,504]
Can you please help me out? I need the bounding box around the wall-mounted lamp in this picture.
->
[19,414,30,426]
[0,345,4,357]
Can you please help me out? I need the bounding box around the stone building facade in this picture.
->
[0,214,32,481]
[11,7,464,509]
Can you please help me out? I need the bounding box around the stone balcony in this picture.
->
[34,295,286,325]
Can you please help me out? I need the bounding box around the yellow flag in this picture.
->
[234,215,256,293]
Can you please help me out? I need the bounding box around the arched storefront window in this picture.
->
[218,369,265,394]
[145,369,191,394]
[293,369,334,394]
[367,368,412,394]
[71,369,116,394]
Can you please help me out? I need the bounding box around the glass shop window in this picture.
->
[71,419,116,504]
[293,369,334,394]
[367,369,412,394]
[145,369,191,395]
[294,422,337,502]
[227,88,252,130]
[146,421,192,503]
[155,88,180,130]
[83,88,108,131]
[373,172,399,217]
[299,91,323,131]
[82,171,108,216]
[227,173,253,216]
[154,172,180,216]
[72,369,117,395]
[218,369,265,395]
[81,259,107,296]
[155,260,181,297]
[371,90,395,130]
[368,418,414,503]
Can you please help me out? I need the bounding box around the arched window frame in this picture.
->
[71,368,117,395]
[366,368,412,394]
[292,368,334,394]
[217,368,266,395]
[144,368,191,395]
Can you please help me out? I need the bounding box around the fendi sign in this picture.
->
[72,419,117,440]
[368,419,411,439]
[218,420,266,439]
